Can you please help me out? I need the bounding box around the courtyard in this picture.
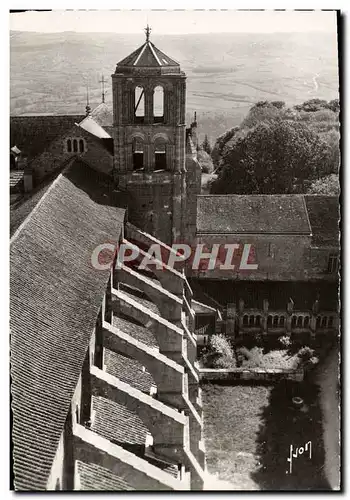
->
[202,379,330,490]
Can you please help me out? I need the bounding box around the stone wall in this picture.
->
[198,367,304,383]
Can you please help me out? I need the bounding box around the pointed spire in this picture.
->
[144,24,151,42]
[99,74,106,104]
[86,83,91,116]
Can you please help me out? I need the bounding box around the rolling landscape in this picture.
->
[10,30,339,143]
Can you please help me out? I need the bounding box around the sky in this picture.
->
[9,9,338,34]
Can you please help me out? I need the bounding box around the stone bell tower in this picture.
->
[112,26,192,246]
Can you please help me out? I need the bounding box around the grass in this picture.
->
[202,380,330,490]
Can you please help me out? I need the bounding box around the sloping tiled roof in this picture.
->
[117,41,179,68]
[112,315,158,348]
[10,159,125,490]
[104,349,156,394]
[197,195,311,235]
[91,395,148,446]
[10,170,24,188]
[304,195,339,247]
[76,461,135,491]
[77,115,112,139]
[10,115,85,160]
[10,158,76,237]
[90,103,113,128]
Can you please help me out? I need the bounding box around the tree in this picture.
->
[241,101,284,129]
[308,174,340,195]
[211,119,332,195]
[197,148,214,174]
[211,126,239,169]
[201,134,212,155]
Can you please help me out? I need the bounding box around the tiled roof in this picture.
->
[90,103,113,128]
[119,283,160,315]
[10,158,75,237]
[117,41,179,68]
[197,195,311,234]
[77,115,111,139]
[10,115,85,160]
[304,195,339,247]
[104,349,156,394]
[10,159,125,490]
[112,314,158,348]
[91,395,148,446]
[76,461,135,491]
[10,170,24,188]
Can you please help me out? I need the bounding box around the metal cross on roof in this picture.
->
[99,74,106,103]
[144,24,151,42]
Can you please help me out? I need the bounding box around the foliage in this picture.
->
[308,174,340,195]
[278,335,292,348]
[201,134,212,155]
[237,346,297,369]
[296,346,319,370]
[210,119,333,195]
[241,101,284,129]
[211,126,240,168]
[197,148,214,173]
[201,334,236,368]
[294,98,329,113]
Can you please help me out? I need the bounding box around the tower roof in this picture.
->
[115,26,181,74]
[117,40,179,68]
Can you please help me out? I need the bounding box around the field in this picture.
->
[10,31,339,143]
[202,380,330,490]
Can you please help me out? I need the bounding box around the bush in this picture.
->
[201,334,236,368]
[296,346,319,370]
[278,335,292,348]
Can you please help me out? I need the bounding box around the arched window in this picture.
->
[279,316,285,327]
[79,139,85,153]
[321,316,328,328]
[133,138,144,170]
[67,139,72,153]
[291,316,297,328]
[273,315,279,327]
[304,316,310,328]
[73,139,78,153]
[255,315,261,327]
[154,139,167,170]
[153,86,164,122]
[134,86,145,123]
[328,316,334,328]
[249,315,255,326]
[316,316,321,328]
[267,315,273,327]
[243,315,249,326]
[297,316,303,328]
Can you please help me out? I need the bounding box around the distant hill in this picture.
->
[10,31,339,143]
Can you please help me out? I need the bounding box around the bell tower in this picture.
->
[112,26,189,245]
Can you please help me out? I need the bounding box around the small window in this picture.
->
[67,139,72,153]
[255,315,261,327]
[249,315,255,326]
[279,316,285,327]
[135,86,145,123]
[297,316,303,328]
[273,315,279,327]
[304,316,310,328]
[267,315,273,327]
[321,316,328,328]
[79,139,85,153]
[327,254,339,273]
[243,315,249,326]
[73,139,78,153]
[291,316,297,328]
[328,316,334,328]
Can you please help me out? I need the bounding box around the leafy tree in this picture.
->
[211,119,332,195]
[197,148,214,174]
[201,334,236,368]
[308,174,340,195]
[211,126,239,169]
[241,101,284,129]
[201,134,212,155]
[326,98,340,112]
[294,98,329,113]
